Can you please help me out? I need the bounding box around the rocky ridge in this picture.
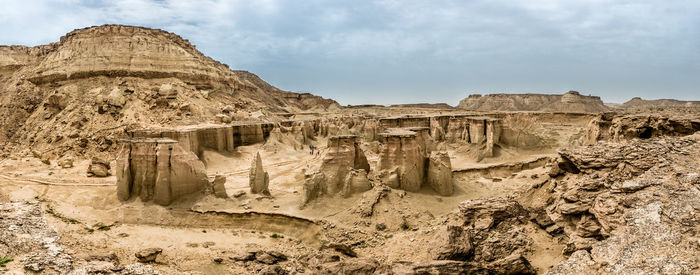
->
[0,24,339,158]
[457,91,610,113]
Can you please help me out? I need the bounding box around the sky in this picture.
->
[1,0,699,105]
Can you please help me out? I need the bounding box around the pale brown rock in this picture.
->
[135,248,162,263]
[377,129,425,192]
[302,135,371,204]
[212,174,228,198]
[458,91,609,113]
[87,157,110,177]
[57,158,73,168]
[427,151,454,196]
[249,152,270,195]
[116,138,208,205]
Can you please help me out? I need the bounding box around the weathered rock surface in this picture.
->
[87,157,111,177]
[135,248,162,263]
[377,129,426,192]
[212,174,228,198]
[116,138,209,205]
[0,201,155,274]
[302,135,370,204]
[585,114,700,144]
[427,151,454,196]
[249,152,270,196]
[543,135,700,273]
[57,157,73,168]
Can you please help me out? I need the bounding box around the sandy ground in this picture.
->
[0,135,566,273]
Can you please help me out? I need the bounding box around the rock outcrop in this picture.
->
[129,123,274,158]
[377,129,461,195]
[377,129,426,192]
[249,152,270,196]
[457,91,610,113]
[427,151,454,196]
[421,198,536,274]
[584,114,700,144]
[0,24,337,157]
[302,135,370,204]
[116,138,209,205]
[542,135,700,273]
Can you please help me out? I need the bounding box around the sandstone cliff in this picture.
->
[0,24,339,158]
[457,91,610,113]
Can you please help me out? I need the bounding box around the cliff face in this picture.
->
[0,24,338,157]
[457,91,610,113]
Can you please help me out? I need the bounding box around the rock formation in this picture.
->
[619,97,700,108]
[457,91,610,113]
[302,135,370,204]
[129,123,274,158]
[212,174,228,198]
[116,138,209,205]
[542,135,699,273]
[584,114,700,144]
[249,152,270,196]
[422,198,536,274]
[87,157,110,177]
[0,24,337,157]
[427,151,454,196]
[377,128,426,192]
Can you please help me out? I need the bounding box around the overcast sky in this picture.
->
[1,0,699,105]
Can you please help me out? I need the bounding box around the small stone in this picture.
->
[135,248,162,263]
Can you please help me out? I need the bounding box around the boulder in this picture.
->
[222,105,235,113]
[57,158,74,168]
[40,154,51,165]
[216,113,232,123]
[249,152,270,195]
[87,157,111,177]
[212,174,228,198]
[135,248,162,263]
[429,226,473,261]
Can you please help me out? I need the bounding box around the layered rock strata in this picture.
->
[377,128,460,195]
[116,138,209,205]
[377,128,426,192]
[302,135,370,204]
[427,151,454,196]
[543,135,700,273]
[584,114,700,144]
[129,123,274,157]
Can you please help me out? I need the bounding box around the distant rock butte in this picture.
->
[619,97,700,108]
[457,91,610,113]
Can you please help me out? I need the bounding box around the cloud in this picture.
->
[1,0,699,104]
